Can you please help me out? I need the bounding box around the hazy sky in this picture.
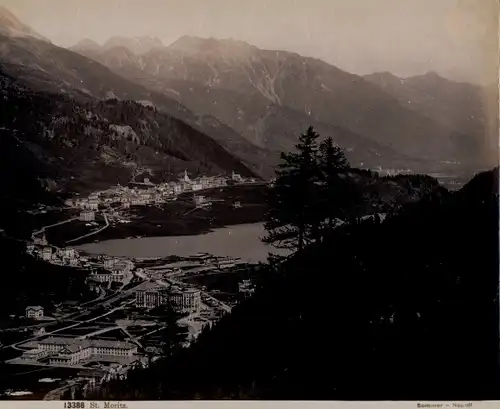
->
[0,0,497,84]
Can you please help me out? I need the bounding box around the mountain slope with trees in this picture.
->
[0,70,254,200]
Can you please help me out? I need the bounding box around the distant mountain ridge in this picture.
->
[71,38,101,52]
[71,34,493,169]
[364,71,498,166]
[103,36,164,55]
[0,6,494,192]
[72,36,165,55]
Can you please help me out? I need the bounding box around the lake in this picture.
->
[76,222,289,263]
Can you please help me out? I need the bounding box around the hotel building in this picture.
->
[170,288,201,315]
[22,337,139,366]
[135,287,169,309]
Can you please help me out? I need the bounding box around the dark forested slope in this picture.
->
[87,168,499,400]
[0,70,254,197]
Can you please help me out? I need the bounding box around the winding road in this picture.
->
[31,218,77,240]
[66,212,109,244]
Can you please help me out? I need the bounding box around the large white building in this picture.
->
[135,287,169,309]
[26,337,139,366]
[170,289,201,315]
[134,285,201,314]
[80,210,95,222]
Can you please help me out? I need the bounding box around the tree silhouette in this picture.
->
[317,136,353,231]
[263,126,322,252]
[264,128,363,249]
[319,137,363,233]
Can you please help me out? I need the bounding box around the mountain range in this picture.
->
[0,6,496,201]
[71,35,497,168]
[364,71,498,165]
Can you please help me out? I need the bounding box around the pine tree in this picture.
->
[317,137,355,231]
[263,126,322,252]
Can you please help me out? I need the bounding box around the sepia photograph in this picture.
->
[0,0,498,402]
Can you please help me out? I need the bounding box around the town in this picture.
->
[66,170,252,210]
[0,170,260,399]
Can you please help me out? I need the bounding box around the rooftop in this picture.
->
[60,344,84,353]
[135,287,168,293]
[185,288,201,294]
[40,337,137,350]
[25,306,43,311]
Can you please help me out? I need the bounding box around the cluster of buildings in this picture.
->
[27,238,83,268]
[20,336,139,367]
[88,257,135,284]
[134,284,201,315]
[65,170,251,210]
[27,233,137,286]
[371,166,413,176]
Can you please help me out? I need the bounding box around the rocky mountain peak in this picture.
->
[364,71,404,87]
[168,35,256,56]
[72,38,102,52]
[0,6,51,42]
[103,36,164,55]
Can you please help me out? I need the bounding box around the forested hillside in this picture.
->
[0,70,254,198]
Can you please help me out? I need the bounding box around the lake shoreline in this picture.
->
[60,184,270,246]
[75,222,287,264]
[71,217,263,246]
